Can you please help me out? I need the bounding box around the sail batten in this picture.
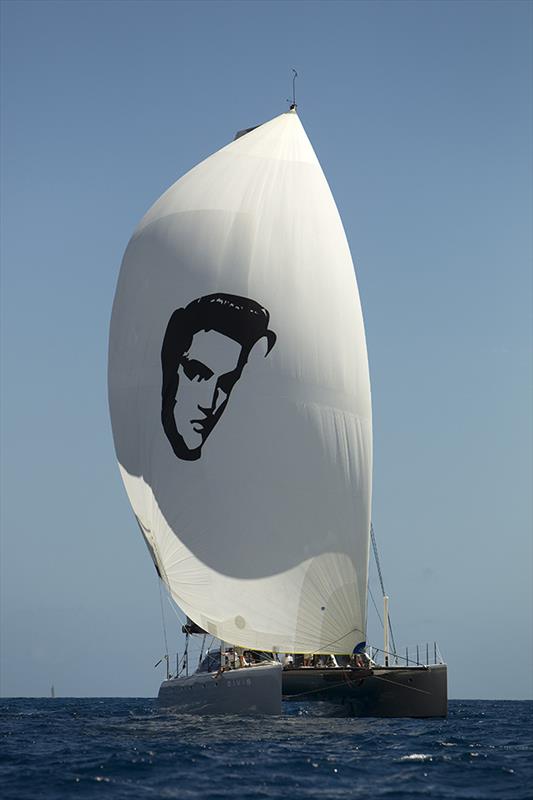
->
[109,111,372,654]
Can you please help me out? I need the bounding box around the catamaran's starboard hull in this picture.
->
[282,664,447,718]
[158,663,282,715]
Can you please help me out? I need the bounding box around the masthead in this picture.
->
[288,68,298,111]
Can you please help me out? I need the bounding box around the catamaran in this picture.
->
[108,98,447,716]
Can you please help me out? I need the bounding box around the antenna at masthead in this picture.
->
[287,68,298,111]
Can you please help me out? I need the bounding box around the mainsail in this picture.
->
[108,110,372,654]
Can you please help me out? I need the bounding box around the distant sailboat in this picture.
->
[108,100,447,716]
[50,685,55,699]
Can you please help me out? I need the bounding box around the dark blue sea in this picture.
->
[1,699,531,799]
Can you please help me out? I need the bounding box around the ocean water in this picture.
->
[0,699,531,799]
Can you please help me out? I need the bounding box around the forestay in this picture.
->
[108,110,372,654]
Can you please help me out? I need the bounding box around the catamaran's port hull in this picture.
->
[158,662,282,715]
[282,664,447,718]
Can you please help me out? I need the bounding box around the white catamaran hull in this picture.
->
[158,663,282,715]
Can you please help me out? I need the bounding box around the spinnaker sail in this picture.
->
[108,110,372,654]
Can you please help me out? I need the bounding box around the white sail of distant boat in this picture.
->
[108,109,372,657]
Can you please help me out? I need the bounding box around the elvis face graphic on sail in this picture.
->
[161,293,276,461]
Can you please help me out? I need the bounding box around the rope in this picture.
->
[368,672,431,695]
[284,678,353,699]
[284,669,431,699]
[315,625,365,654]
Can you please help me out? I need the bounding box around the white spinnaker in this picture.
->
[108,111,372,654]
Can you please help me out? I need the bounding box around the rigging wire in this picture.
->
[165,590,186,626]
[198,633,207,667]
[156,528,398,667]
[162,586,191,676]
[370,523,398,655]
[158,579,170,662]
[368,584,383,627]
[161,587,217,677]
[370,523,386,597]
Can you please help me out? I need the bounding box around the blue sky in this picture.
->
[1,0,531,699]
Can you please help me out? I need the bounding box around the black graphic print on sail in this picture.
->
[161,293,277,461]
